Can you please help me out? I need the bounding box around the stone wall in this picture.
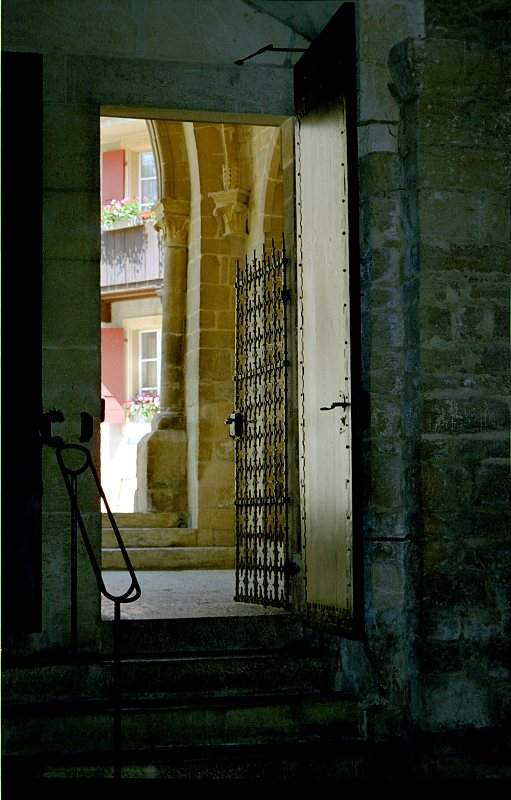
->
[337,0,510,743]
[39,98,102,653]
[333,0,426,737]
[390,29,511,731]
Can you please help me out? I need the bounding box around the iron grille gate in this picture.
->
[231,238,290,607]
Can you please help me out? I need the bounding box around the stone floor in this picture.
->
[101,570,286,620]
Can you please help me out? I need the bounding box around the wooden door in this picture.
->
[295,2,360,632]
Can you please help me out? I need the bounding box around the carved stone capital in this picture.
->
[209,188,249,239]
[153,198,189,247]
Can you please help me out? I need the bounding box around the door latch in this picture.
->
[320,400,351,411]
[80,411,94,443]
[225,410,243,439]
[40,409,65,446]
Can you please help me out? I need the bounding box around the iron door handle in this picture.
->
[225,410,244,439]
[320,401,351,411]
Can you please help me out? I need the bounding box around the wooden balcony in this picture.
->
[100,220,162,300]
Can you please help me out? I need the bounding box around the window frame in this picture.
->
[138,328,160,395]
[138,150,157,211]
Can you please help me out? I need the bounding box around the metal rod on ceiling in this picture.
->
[235,43,307,66]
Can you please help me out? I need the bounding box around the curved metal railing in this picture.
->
[48,438,141,780]
[55,443,141,606]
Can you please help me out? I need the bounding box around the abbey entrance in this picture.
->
[102,23,358,625]
[116,10,360,628]
[5,0,509,780]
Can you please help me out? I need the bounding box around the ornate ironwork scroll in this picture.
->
[234,238,289,607]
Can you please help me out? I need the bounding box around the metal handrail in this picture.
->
[55,443,141,605]
[50,440,141,780]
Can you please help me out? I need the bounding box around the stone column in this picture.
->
[135,198,190,518]
[154,198,189,428]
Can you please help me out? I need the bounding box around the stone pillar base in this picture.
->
[135,428,188,517]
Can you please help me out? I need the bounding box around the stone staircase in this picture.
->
[101,512,235,570]
[2,615,366,781]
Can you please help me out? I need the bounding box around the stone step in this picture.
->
[4,738,380,782]
[6,727,508,783]
[3,651,338,705]
[101,614,303,655]
[102,528,198,548]
[102,512,186,530]
[122,652,337,699]
[102,546,234,570]
[3,691,361,758]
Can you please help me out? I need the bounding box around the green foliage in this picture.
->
[125,394,160,422]
[101,198,154,228]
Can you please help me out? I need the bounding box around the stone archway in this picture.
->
[135,119,286,574]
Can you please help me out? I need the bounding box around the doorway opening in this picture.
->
[99,114,296,621]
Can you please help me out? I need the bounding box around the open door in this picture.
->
[2,53,43,634]
[230,241,291,608]
[294,2,361,633]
